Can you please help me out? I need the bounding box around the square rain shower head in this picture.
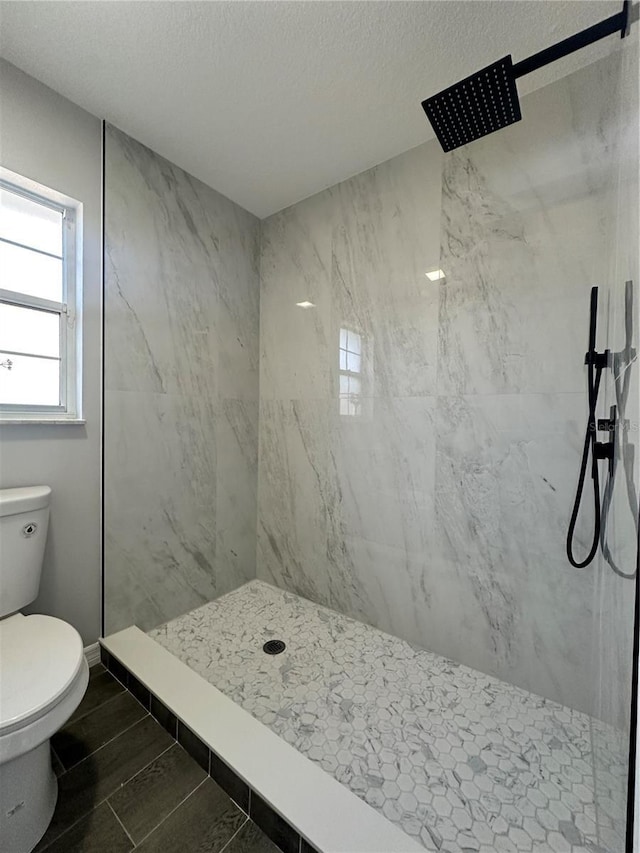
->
[422,56,522,152]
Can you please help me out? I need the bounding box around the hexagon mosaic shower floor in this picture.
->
[149,581,625,853]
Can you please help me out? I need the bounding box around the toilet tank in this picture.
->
[0,486,52,618]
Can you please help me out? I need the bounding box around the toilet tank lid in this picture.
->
[0,486,52,517]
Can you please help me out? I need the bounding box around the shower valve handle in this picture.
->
[594,442,614,460]
[594,406,617,473]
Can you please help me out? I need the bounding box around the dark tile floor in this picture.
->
[33,664,282,853]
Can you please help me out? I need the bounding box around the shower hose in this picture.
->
[566,287,606,568]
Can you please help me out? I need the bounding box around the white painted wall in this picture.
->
[0,59,102,644]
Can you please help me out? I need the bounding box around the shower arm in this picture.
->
[512,1,632,80]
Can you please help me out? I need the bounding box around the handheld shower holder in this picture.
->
[566,286,615,568]
[585,349,610,369]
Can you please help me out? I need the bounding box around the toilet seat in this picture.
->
[0,613,85,735]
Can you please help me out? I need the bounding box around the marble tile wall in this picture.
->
[257,53,635,722]
[104,125,260,634]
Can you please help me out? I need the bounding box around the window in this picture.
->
[0,170,82,422]
[339,327,363,417]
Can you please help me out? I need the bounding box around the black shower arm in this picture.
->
[513,1,633,80]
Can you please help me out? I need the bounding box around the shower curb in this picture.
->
[99,627,424,853]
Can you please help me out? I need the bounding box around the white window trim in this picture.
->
[0,167,84,424]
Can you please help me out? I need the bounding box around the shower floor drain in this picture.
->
[263,639,286,655]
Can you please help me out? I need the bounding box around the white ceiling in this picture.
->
[0,1,624,217]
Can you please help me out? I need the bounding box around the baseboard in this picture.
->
[84,642,101,667]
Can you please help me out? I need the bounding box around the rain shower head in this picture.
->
[422,56,521,153]
[422,0,633,152]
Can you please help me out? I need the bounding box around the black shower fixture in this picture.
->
[566,287,613,569]
[422,1,632,152]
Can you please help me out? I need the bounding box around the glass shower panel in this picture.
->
[101,39,640,853]
[590,38,639,853]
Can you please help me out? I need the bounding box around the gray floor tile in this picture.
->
[109,743,206,844]
[176,720,209,772]
[223,820,282,853]
[127,673,150,709]
[149,695,177,738]
[35,716,173,851]
[249,793,299,853]
[51,746,65,777]
[106,654,130,687]
[53,691,147,769]
[69,670,125,725]
[36,802,132,853]
[135,778,246,853]
[210,750,250,812]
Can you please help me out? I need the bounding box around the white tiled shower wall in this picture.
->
[104,50,638,728]
[257,51,638,725]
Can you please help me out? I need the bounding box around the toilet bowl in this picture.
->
[0,487,89,852]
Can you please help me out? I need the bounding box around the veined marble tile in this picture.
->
[105,389,218,634]
[104,126,260,634]
[256,55,634,728]
[334,396,437,555]
[437,59,619,397]
[259,192,333,401]
[105,127,217,398]
[337,535,457,660]
[105,125,260,401]
[105,392,258,635]
[257,387,612,717]
[213,201,261,401]
[257,397,367,618]
[216,398,259,588]
[329,142,442,399]
[433,392,597,711]
[259,142,443,403]
[150,580,624,853]
[257,396,438,636]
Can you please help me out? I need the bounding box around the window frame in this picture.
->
[0,168,83,424]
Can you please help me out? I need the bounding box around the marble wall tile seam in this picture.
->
[434,390,587,399]
[104,387,261,402]
[105,387,211,397]
[257,391,587,403]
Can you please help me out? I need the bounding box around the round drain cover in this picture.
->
[263,639,286,655]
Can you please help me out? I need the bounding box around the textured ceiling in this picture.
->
[0,1,624,217]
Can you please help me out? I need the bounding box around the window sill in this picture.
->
[0,418,86,425]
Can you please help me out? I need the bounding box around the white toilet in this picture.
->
[0,486,89,853]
